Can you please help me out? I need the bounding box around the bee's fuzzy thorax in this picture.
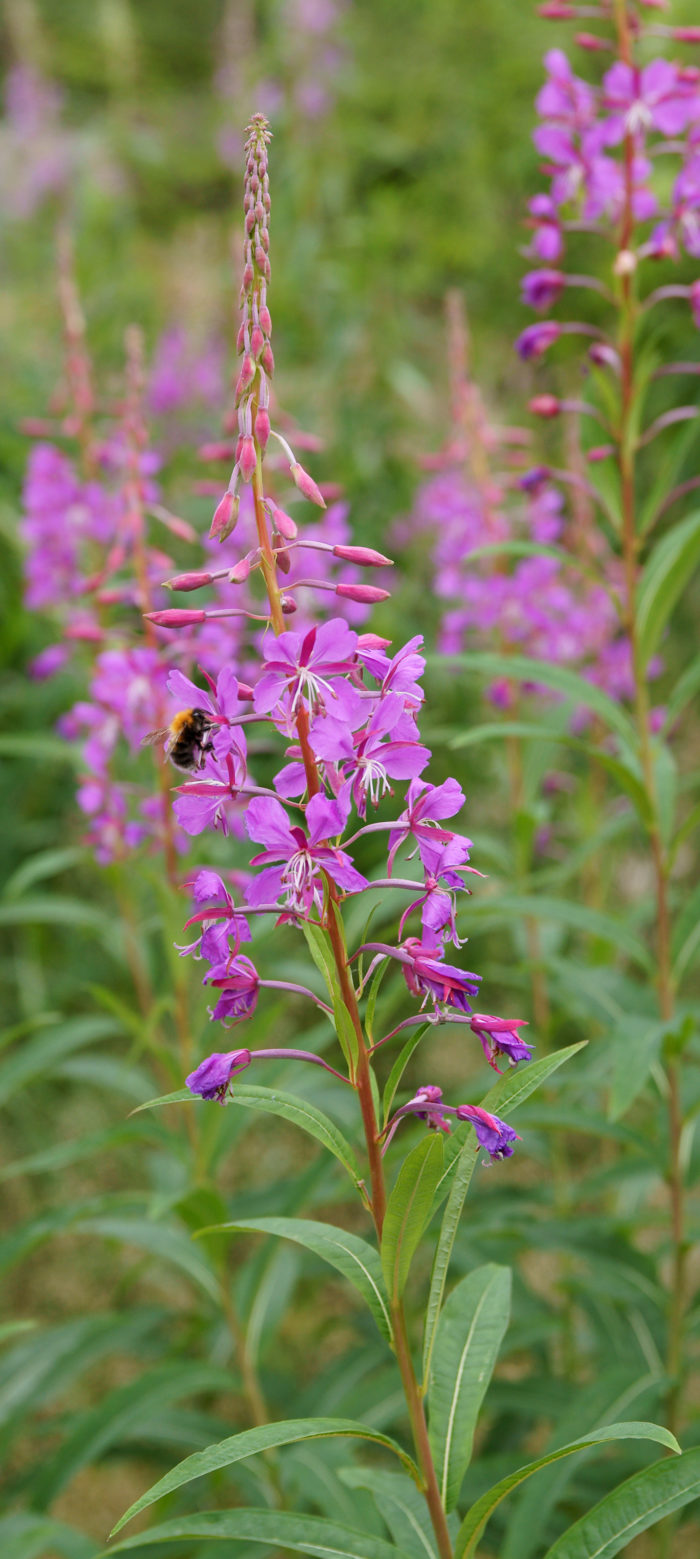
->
[170,709,194,737]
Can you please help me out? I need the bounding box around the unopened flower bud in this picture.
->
[145,609,207,627]
[537,2,575,14]
[251,324,264,358]
[239,436,257,482]
[672,27,700,42]
[245,208,256,234]
[291,462,326,508]
[586,444,615,463]
[691,280,700,330]
[332,544,393,567]
[165,570,215,591]
[281,594,297,614]
[229,557,252,583]
[575,31,610,50]
[260,303,272,334]
[614,248,637,277]
[261,343,275,377]
[529,394,560,418]
[236,322,247,354]
[254,406,271,448]
[276,544,291,574]
[242,264,254,290]
[336,583,391,604]
[236,354,256,399]
[210,489,240,541]
[588,342,621,372]
[269,503,297,539]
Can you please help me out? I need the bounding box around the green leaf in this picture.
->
[3,846,87,899]
[205,1217,393,1344]
[0,895,113,934]
[133,1083,361,1182]
[111,1419,419,1534]
[428,1264,511,1512]
[441,651,638,747]
[341,1467,439,1559]
[76,1214,221,1303]
[454,1422,681,1559]
[637,508,700,668]
[542,1446,700,1559]
[479,1042,587,1120]
[229,1085,361,1183]
[0,733,82,767]
[672,880,700,984]
[381,1135,444,1304]
[664,652,700,731]
[105,1508,403,1559]
[301,921,359,1069]
[422,1139,479,1386]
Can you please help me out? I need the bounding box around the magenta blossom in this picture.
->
[469,1014,533,1072]
[401,836,479,947]
[603,59,697,143]
[245,792,367,913]
[455,1104,520,1161]
[311,693,430,816]
[399,937,481,1013]
[186,1048,252,1101]
[388,776,467,873]
[253,619,358,716]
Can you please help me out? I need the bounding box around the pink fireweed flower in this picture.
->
[245,792,367,913]
[602,59,698,142]
[469,1014,533,1071]
[400,836,481,947]
[368,936,482,1013]
[382,1087,519,1160]
[178,868,252,963]
[186,1048,252,1101]
[310,693,430,817]
[388,776,467,873]
[253,618,358,716]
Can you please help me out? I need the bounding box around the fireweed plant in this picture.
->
[104,115,693,1559]
[509,0,700,1448]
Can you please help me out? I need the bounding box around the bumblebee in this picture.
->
[142,708,215,773]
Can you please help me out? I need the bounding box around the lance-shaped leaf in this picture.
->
[454,1421,681,1559]
[341,1467,439,1559]
[133,1083,361,1184]
[104,1508,403,1559]
[637,508,700,668]
[381,1135,444,1304]
[0,1512,97,1559]
[205,1217,393,1344]
[428,1264,511,1512]
[479,1042,587,1120]
[111,1418,418,1534]
[542,1445,700,1558]
[422,1139,479,1386]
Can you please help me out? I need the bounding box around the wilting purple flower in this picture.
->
[400,937,481,1013]
[526,194,563,262]
[522,269,566,311]
[203,953,260,1024]
[245,791,367,912]
[253,618,358,716]
[411,1085,452,1133]
[186,1048,252,1101]
[455,1103,520,1160]
[517,322,561,360]
[469,1014,533,1071]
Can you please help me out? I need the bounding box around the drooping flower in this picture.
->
[469,1014,533,1071]
[400,937,481,1013]
[203,953,260,1024]
[455,1103,520,1160]
[186,1048,252,1101]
